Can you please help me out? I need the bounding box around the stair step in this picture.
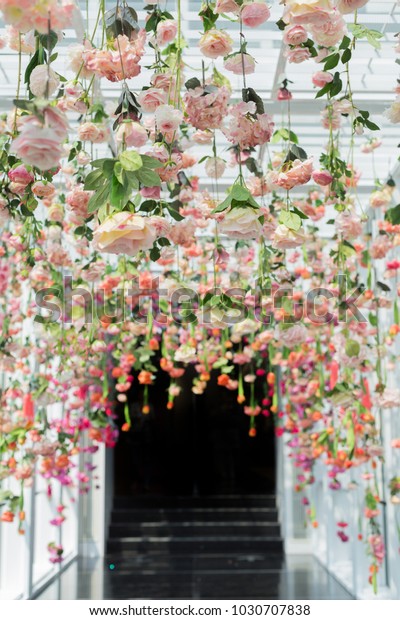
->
[109,523,281,537]
[104,553,285,571]
[111,508,279,523]
[113,495,277,509]
[107,536,284,554]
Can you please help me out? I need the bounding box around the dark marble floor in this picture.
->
[36,554,353,600]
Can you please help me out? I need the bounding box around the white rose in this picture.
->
[218,207,262,240]
[205,157,226,179]
[29,65,60,98]
[174,345,197,364]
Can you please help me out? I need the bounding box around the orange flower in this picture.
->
[1,511,14,523]
[121,423,131,432]
[112,367,124,378]
[138,370,153,385]
[218,374,230,387]
[56,455,69,469]
[248,428,257,437]
[142,405,150,414]
[237,394,246,404]
[166,402,174,410]
[266,372,275,386]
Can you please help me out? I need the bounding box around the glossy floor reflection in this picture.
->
[36,554,353,600]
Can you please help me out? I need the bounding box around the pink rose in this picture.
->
[199,29,233,59]
[241,2,270,28]
[151,72,176,91]
[214,0,240,13]
[156,19,177,46]
[137,88,167,112]
[272,224,306,250]
[310,11,346,47]
[277,87,293,101]
[77,121,100,142]
[277,323,308,347]
[312,71,333,87]
[337,0,369,14]
[269,158,313,190]
[283,0,334,27]
[116,121,148,148]
[32,181,56,198]
[155,104,183,136]
[335,210,362,240]
[286,46,312,63]
[11,124,64,171]
[8,165,34,186]
[312,169,333,186]
[140,186,161,199]
[93,212,157,256]
[283,25,308,45]
[224,52,255,74]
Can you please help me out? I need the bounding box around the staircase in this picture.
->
[105,495,284,598]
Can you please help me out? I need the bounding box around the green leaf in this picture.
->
[394,300,399,325]
[345,339,360,357]
[385,204,400,225]
[341,48,352,64]
[140,199,157,213]
[150,245,161,261]
[292,206,309,220]
[119,150,143,172]
[271,128,299,144]
[377,281,391,292]
[324,52,340,71]
[84,169,104,191]
[135,168,161,187]
[286,144,308,162]
[167,206,184,221]
[139,155,160,169]
[315,82,333,99]
[38,30,58,52]
[364,119,380,131]
[339,35,351,50]
[185,77,201,90]
[368,312,378,327]
[87,183,110,214]
[279,210,302,231]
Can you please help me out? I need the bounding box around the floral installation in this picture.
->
[0,0,398,592]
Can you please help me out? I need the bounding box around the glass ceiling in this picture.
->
[0,0,398,198]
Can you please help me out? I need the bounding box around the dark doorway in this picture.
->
[113,364,275,497]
